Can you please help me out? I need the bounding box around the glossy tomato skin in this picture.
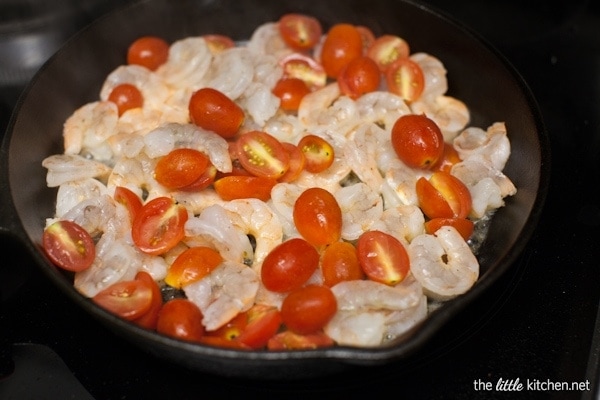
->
[267,330,334,350]
[391,114,445,169]
[297,134,334,173]
[164,246,223,289]
[272,78,311,111]
[321,241,364,287]
[236,131,290,179]
[132,271,163,330]
[156,299,204,343]
[293,187,342,247]
[113,186,143,223]
[132,197,188,256]
[92,279,153,321]
[338,56,381,100]
[108,83,143,116]
[189,88,244,139]
[42,220,95,272]
[154,148,210,190]
[386,58,425,102]
[281,285,337,335]
[127,36,169,71]
[367,34,410,72]
[279,142,305,183]
[416,177,454,219]
[432,143,461,173]
[261,238,319,293]
[278,13,322,51]
[357,230,410,285]
[320,23,363,78]
[236,304,282,349]
[425,217,474,241]
[420,171,472,219]
[213,175,277,201]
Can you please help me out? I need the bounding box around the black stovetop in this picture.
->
[1,1,599,399]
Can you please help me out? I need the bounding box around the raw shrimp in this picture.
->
[453,122,511,170]
[156,37,212,91]
[62,101,118,160]
[410,95,470,141]
[297,83,342,127]
[335,182,384,241]
[54,178,108,218]
[56,194,124,238]
[268,182,303,239]
[246,22,293,59]
[172,187,227,216]
[106,153,166,201]
[183,261,259,331]
[408,226,479,300]
[42,154,112,187]
[342,124,385,194]
[410,52,448,101]
[355,91,411,130]
[262,113,305,143]
[238,81,281,126]
[375,204,426,245]
[383,162,427,207]
[204,47,254,100]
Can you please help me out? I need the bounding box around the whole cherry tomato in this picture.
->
[280,285,337,335]
[261,238,319,293]
[213,175,277,201]
[391,114,445,169]
[337,56,381,99]
[156,299,205,343]
[272,77,311,111]
[154,148,210,190]
[132,197,188,256]
[127,36,169,71]
[278,13,323,51]
[321,241,365,287]
[357,230,410,285]
[189,87,244,138]
[42,220,95,272]
[293,187,342,247]
[107,83,143,116]
[320,23,363,78]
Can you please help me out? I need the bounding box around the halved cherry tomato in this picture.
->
[280,53,327,89]
[425,217,474,241]
[179,164,217,192]
[337,56,381,99]
[297,134,334,173]
[205,312,247,341]
[236,131,290,179]
[189,87,244,139]
[416,171,472,219]
[278,13,322,51]
[236,304,282,349]
[261,238,319,293]
[132,197,188,256]
[321,241,364,287]
[156,299,204,343]
[199,336,251,349]
[391,114,444,169]
[432,143,461,173]
[154,148,210,190]
[213,175,277,201]
[356,25,376,55]
[415,176,453,218]
[42,220,95,272]
[132,271,163,330]
[107,83,143,116]
[320,23,363,78]
[127,36,169,71]
[281,285,337,335]
[267,330,334,350]
[357,230,410,285]
[278,142,306,183]
[385,57,425,102]
[92,279,153,321]
[202,34,235,54]
[272,77,311,111]
[113,186,143,223]
[367,34,410,72]
[293,187,342,247]
[164,246,223,289]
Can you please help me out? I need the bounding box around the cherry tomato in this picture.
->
[278,142,305,183]
[281,285,337,335]
[293,187,342,248]
[385,57,425,102]
[154,148,210,190]
[280,53,327,89]
[132,197,188,256]
[165,246,223,289]
[261,238,319,293]
[202,34,235,54]
[236,304,282,349]
[205,312,247,341]
[189,87,244,139]
[107,83,143,116]
[432,143,461,173]
[156,299,204,343]
[425,217,474,241]
[272,77,311,111]
[113,186,143,223]
[321,241,364,287]
[278,13,322,51]
[367,34,410,72]
[297,134,334,173]
[92,279,153,321]
[391,114,444,169]
[236,131,290,179]
[337,56,381,99]
[356,25,376,55]
[416,171,472,219]
[320,23,363,78]
[267,330,334,350]
[132,271,163,330]
[357,230,410,285]
[179,164,217,192]
[199,336,251,349]
[213,175,277,201]
[42,220,95,272]
[127,36,169,71]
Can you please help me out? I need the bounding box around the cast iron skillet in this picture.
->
[0,0,549,378]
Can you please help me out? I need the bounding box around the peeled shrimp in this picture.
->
[355,91,411,130]
[156,37,212,91]
[375,204,426,245]
[453,122,511,170]
[99,65,171,111]
[246,22,293,59]
[238,81,281,126]
[382,162,427,207]
[204,47,254,100]
[183,261,259,331]
[411,95,470,141]
[408,226,479,300]
[106,153,166,201]
[268,182,304,239]
[62,101,118,160]
[411,52,448,101]
[342,123,386,194]
[262,113,304,144]
[42,154,112,187]
[54,178,108,218]
[297,83,342,127]
[335,182,384,241]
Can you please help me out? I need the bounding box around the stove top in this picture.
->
[1,1,599,399]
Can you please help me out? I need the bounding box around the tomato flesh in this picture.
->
[165,246,223,288]
[202,34,235,54]
[281,285,337,335]
[293,187,342,248]
[236,304,282,349]
[132,271,163,330]
[367,34,410,72]
[297,134,334,173]
[280,53,327,89]
[42,220,95,272]
[278,13,322,51]
[236,131,290,179]
[261,238,319,293]
[267,330,334,350]
[93,279,153,321]
[357,230,410,285]
[386,58,425,102]
[132,197,188,256]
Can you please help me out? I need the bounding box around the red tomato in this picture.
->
[357,230,410,285]
[164,246,223,289]
[202,34,235,54]
[297,134,334,173]
[367,34,410,72]
[278,142,305,183]
[42,220,95,272]
[280,53,327,89]
[113,186,143,223]
[417,171,472,219]
[132,197,188,256]
[425,217,474,241]
[154,148,210,190]
[199,336,251,349]
[205,312,247,341]
[261,238,319,293]
[391,114,444,169]
[236,131,290,179]
[179,164,217,192]
[356,25,376,55]
[156,299,204,343]
[337,56,381,99]
[236,304,282,349]
[278,13,322,51]
[321,241,365,287]
[127,36,169,71]
[132,271,163,330]
[107,83,143,116]
[293,187,342,248]
[281,285,337,335]
[432,143,461,173]
[385,57,425,102]
[213,175,277,201]
[189,88,244,138]
[415,176,453,218]
[267,330,334,350]
[92,279,153,321]
[272,77,311,111]
[320,23,363,78]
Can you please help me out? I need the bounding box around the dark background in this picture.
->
[1,0,599,399]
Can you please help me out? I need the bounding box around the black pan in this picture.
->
[0,0,550,379]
